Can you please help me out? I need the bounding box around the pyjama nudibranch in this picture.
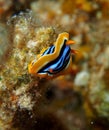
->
[28,32,77,79]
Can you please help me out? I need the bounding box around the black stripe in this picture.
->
[42,45,55,56]
[53,49,70,72]
[38,39,70,75]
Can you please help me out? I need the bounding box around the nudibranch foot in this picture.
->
[71,49,79,54]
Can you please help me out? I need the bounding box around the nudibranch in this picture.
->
[28,32,77,79]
